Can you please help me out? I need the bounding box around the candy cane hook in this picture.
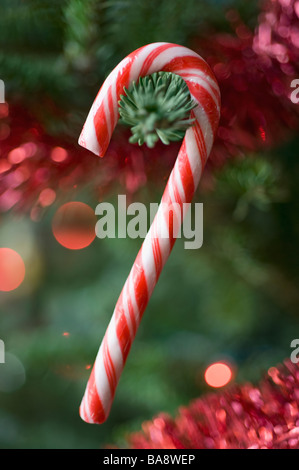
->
[78,43,220,424]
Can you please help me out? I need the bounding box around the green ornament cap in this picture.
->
[118,72,197,148]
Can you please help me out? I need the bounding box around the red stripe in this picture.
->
[177,140,195,203]
[133,251,149,317]
[193,121,207,167]
[93,107,110,158]
[79,400,87,422]
[160,189,176,249]
[139,43,176,76]
[115,303,132,363]
[179,72,220,99]
[107,346,117,394]
[103,336,117,395]
[191,109,205,152]
[82,398,89,422]
[163,55,216,83]
[115,62,131,101]
[171,170,183,205]
[152,230,162,279]
[93,58,133,158]
[192,128,205,168]
[167,206,177,245]
[107,86,115,132]
[85,366,106,423]
[187,81,219,138]
[167,172,184,240]
[125,280,137,335]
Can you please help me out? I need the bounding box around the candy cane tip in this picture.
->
[79,405,97,425]
[79,413,107,425]
[79,398,108,425]
[79,404,88,423]
[78,124,104,158]
[78,136,104,158]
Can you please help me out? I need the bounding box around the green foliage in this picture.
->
[0,0,259,136]
[216,156,288,220]
[0,0,65,53]
[119,72,196,148]
[104,0,259,57]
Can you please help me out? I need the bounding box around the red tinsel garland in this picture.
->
[196,0,299,169]
[127,360,299,449]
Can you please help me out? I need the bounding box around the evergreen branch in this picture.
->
[0,0,65,53]
[0,53,73,100]
[118,72,197,148]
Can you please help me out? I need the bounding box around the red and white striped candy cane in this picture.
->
[78,42,220,424]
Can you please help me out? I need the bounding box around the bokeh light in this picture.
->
[52,202,97,250]
[0,248,25,292]
[38,188,56,207]
[7,147,26,164]
[0,353,26,392]
[204,362,233,388]
[51,147,68,163]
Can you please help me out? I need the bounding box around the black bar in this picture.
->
[2,448,298,465]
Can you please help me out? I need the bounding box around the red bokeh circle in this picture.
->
[0,248,26,292]
[52,202,97,250]
[204,362,233,388]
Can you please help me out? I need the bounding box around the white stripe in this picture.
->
[79,398,89,423]
[141,233,156,297]
[104,93,112,137]
[82,392,94,423]
[106,314,124,382]
[128,271,141,328]
[148,193,173,257]
[111,80,119,129]
[174,162,187,204]
[167,171,177,205]
[181,72,220,109]
[155,175,176,241]
[185,128,203,188]
[94,341,111,416]
[83,55,132,137]
[191,101,214,156]
[167,174,184,239]
[154,207,172,266]
[177,68,220,96]
[78,109,101,156]
[129,43,168,82]
[122,280,134,340]
[146,47,199,75]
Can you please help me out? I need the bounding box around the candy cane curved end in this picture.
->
[78,43,220,424]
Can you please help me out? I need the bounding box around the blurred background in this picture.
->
[0,0,299,449]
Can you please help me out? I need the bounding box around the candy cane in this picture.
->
[78,42,220,424]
